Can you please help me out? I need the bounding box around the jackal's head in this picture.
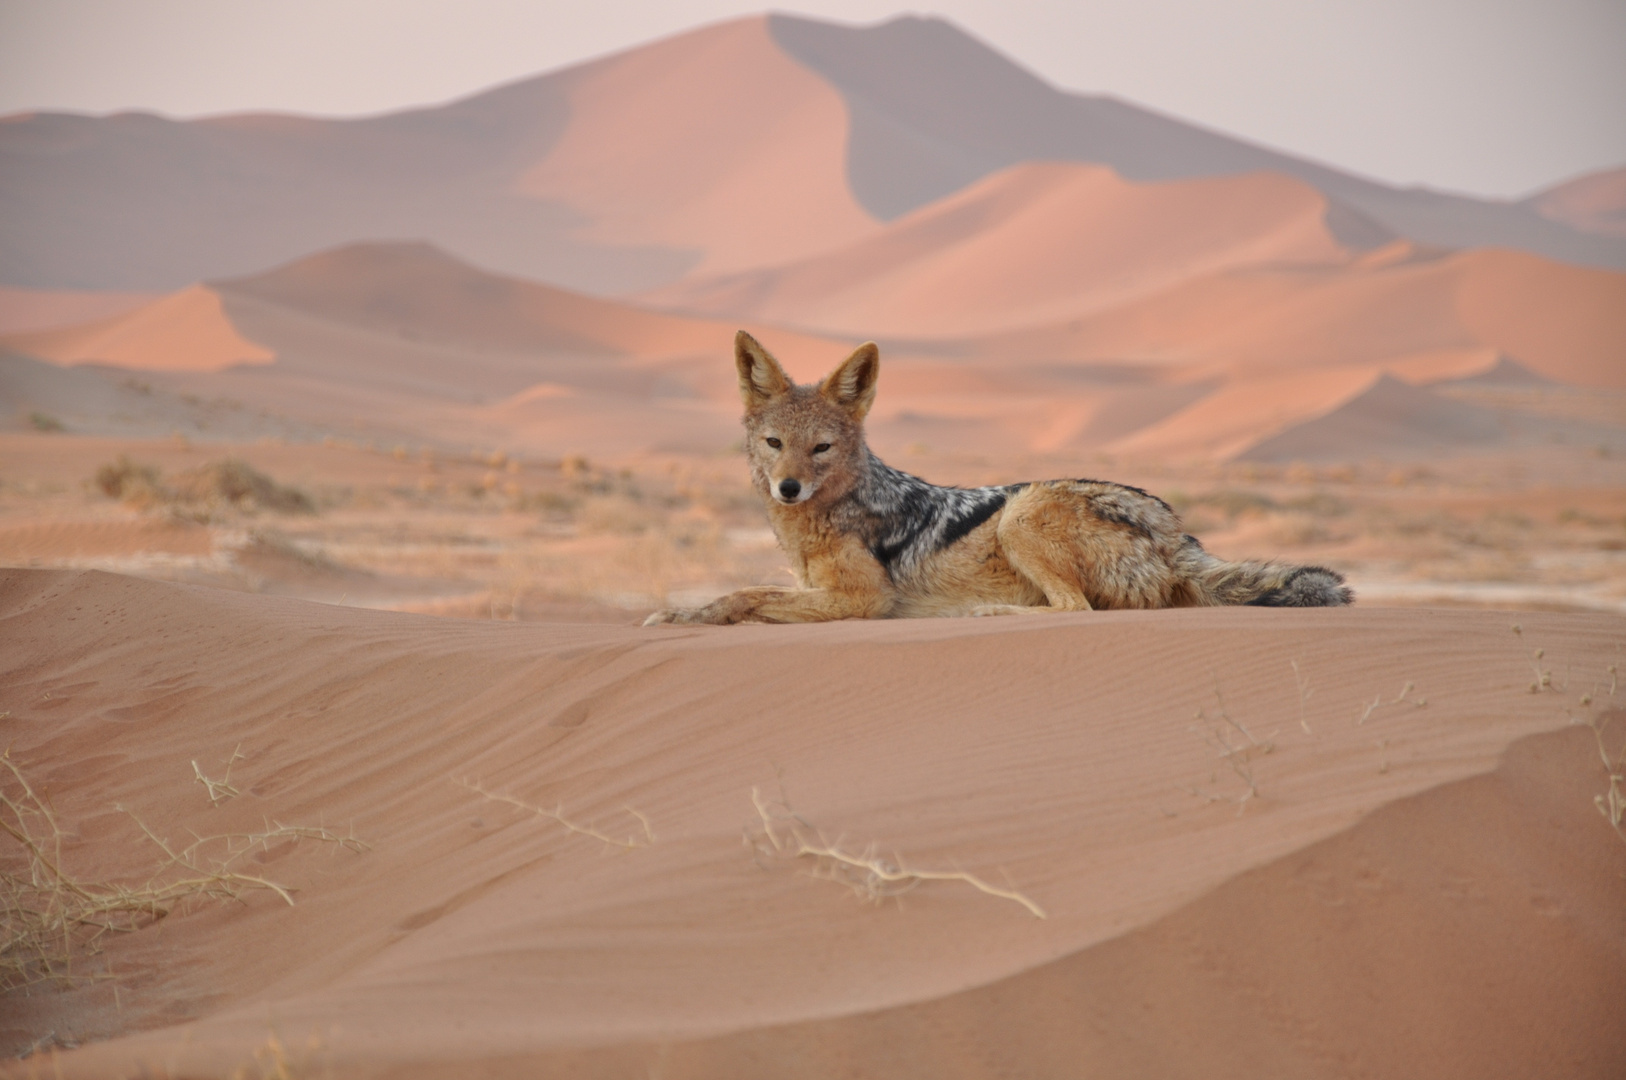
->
[734,331,878,507]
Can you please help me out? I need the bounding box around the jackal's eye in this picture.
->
[812,443,831,454]
[765,437,782,449]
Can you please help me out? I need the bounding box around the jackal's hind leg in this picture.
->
[995,490,1098,613]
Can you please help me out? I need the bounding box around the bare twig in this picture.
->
[1291,658,1313,734]
[192,743,246,806]
[228,1029,328,1080]
[455,777,654,851]
[745,787,1044,918]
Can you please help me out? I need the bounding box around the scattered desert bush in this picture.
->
[90,457,314,517]
[28,412,65,433]
[94,455,164,505]
[169,459,315,514]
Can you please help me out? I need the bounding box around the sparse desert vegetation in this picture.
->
[2,433,1621,619]
[0,745,365,993]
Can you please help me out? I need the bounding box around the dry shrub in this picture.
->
[91,457,315,518]
[228,1030,326,1080]
[1589,714,1626,844]
[168,459,314,515]
[1,749,365,991]
[93,456,164,507]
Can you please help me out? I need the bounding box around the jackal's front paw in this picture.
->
[643,607,723,626]
[968,603,1032,617]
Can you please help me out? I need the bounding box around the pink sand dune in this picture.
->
[976,246,1626,392]
[0,285,273,372]
[515,16,880,278]
[647,163,1348,337]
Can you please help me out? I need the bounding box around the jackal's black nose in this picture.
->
[778,479,801,500]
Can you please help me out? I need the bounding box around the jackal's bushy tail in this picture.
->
[1178,545,1353,607]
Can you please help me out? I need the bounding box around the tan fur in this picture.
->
[645,333,1348,625]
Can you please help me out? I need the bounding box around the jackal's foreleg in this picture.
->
[644,585,890,626]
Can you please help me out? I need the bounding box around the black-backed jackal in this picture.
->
[644,333,1352,625]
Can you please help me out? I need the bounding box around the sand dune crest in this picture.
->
[4,569,1621,1075]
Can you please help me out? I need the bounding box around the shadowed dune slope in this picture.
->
[1234,374,1507,463]
[3,569,1622,1077]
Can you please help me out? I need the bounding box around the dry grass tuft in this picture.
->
[456,777,654,851]
[1356,680,1428,724]
[227,1030,326,1080]
[746,786,1044,918]
[1576,660,1625,845]
[1,749,367,991]
[1587,714,1626,844]
[1185,682,1275,814]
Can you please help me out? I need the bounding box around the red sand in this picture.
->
[3,569,1623,1077]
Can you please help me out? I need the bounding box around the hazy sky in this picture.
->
[1,0,1622,198]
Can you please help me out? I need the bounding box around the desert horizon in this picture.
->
[2,7,1624,1078]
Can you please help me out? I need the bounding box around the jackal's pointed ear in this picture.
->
[818,342,880,420]
[735,331,792,410]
